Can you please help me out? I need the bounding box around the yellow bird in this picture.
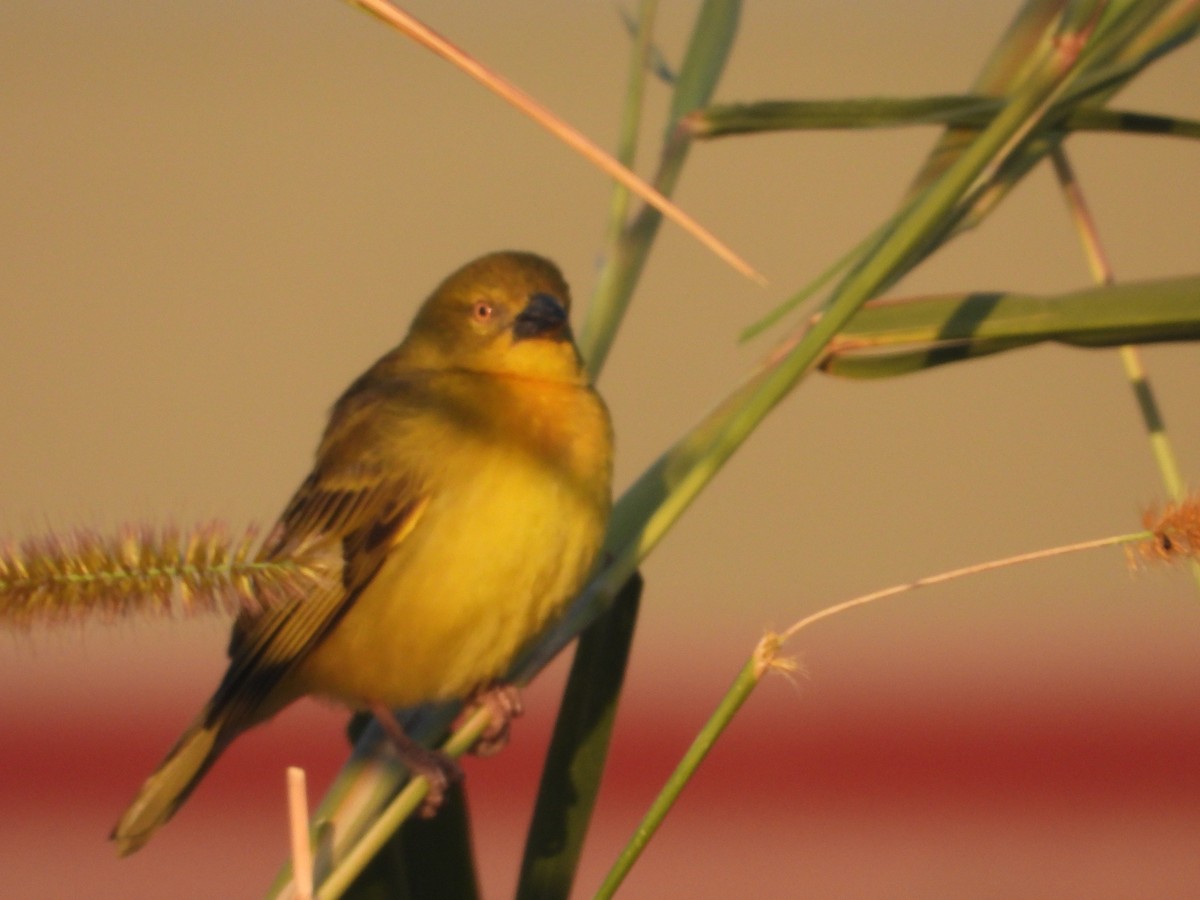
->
[112,251,613,855]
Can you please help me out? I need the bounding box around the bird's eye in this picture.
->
[472,301,494,322]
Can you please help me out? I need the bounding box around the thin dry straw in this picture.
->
[344,0,765,285]
[288,767,314,900]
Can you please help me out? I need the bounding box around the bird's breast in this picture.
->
[293,379,611,708]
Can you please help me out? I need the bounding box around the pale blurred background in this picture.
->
[2,2,1199,897]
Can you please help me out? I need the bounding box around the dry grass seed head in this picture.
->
[1131,495,1200,567]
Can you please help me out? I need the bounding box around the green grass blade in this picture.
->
[1063,106,1200,138]
[691,95,1002,136]
[600,0,657,255]
[580,0,657,380]
[580,0,741,377]
[593,657,762,898]
[616,3,675,85]
[667,0,741,131]
[690,95,1200,141]
[515,574,643,900]
[907,0,1066,195]
[911,0,1197,230]
[819,275,1200,378]
[825,8,1098,307]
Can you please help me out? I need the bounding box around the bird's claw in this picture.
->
[458,684,524,757]
[370,700,464,818]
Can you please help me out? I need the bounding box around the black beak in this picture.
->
[513,292,568,341]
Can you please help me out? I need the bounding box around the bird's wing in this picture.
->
[209,383,431,726]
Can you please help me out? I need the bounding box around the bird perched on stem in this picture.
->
[112,250,613,855]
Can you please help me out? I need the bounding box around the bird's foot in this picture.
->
[369,701,463,818]
[457,683,524,757]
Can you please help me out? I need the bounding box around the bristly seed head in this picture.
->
[1129,495,1200,568]
[0,521,338,630]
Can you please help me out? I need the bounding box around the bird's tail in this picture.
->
[110,705,232,856]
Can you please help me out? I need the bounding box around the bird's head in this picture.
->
[401,251,588,384]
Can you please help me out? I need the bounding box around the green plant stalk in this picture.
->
[912,0,1197,237]
[689,96,1200,140]
[1049,147,1187,496]
[1049,145,1199,590]
[916,3,1143,289]
[598,524,1163,895]
[341,781,477,900]
[314,707,490,900]
[906,0,1067,199]
[1118,346,1187,498]
[814,3,1102,313]
[1116,347,1200,599]
[515,574,643,900]
[580,0,661,378]
[665,0,740,128]
[1125,0,1200,60]
[598,0,657,259]
[580,136,688,380]
[593,656,760,899]
[580,0,742,377]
